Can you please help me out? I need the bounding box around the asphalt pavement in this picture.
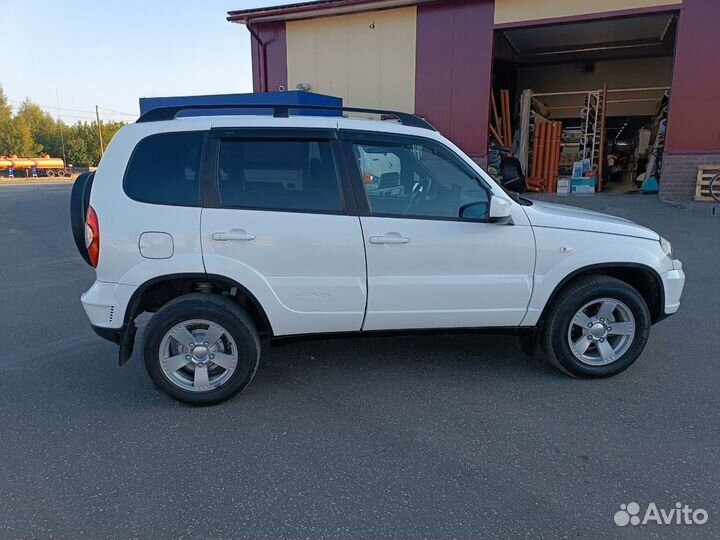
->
[0,184,718,539]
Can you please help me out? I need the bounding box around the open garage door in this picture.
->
[489,11,678,197]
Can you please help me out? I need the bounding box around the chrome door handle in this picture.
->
[369,234,409,245]
[212,229,256,241]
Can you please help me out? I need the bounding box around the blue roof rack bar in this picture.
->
[136,103,436,131]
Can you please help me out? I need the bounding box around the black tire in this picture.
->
[56,168,67,177]
[542,275,651,378]
[69,172,95,265]
[46,169,56,177]
[710,173,720,203]
[142,293,261,405]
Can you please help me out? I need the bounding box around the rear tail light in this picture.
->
[85,206,100,268]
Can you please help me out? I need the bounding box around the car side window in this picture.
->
[218,139,344,213]
[351,137,489,220]
[124,131,204,206]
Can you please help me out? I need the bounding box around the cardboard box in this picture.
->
[571,161,584,178]
[571,177,596,194]
[557,178,571,194]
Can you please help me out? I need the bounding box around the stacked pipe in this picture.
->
[549,121,563,193]
[527,120,563,192]
[501,90,512,148]
[527,121,547,192]
[489,89,513,150]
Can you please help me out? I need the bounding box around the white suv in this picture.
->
[71,104,685,405]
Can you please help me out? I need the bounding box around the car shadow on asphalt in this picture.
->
[116,320,564,409]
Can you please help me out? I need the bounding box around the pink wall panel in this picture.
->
[665,0,720,153]
[250,22,288,93]
[415,0,495,159]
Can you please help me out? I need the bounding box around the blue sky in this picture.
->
[3,0,288,123]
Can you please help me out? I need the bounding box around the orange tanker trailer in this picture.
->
[0,154,68,177]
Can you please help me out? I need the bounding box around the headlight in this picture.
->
[659,236,673,258]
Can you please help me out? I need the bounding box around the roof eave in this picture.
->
[227,0,431,25]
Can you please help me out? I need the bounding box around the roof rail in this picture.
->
[136,103,436,131]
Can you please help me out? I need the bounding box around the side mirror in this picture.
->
[488,197,513,224]
[459,201,488,221]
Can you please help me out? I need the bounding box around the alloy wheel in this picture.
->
[566,298,636,366]
[158,319,239,392]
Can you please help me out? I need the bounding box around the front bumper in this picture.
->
[661,259,685,316]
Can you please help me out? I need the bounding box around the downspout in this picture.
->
[246,21,268,92]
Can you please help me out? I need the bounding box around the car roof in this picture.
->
[125,113,441,141]
[101,112,504,201]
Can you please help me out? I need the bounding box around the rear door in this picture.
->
[201,128,367,337]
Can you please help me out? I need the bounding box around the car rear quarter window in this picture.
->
[124,131,204,206]
[217,139,344,213]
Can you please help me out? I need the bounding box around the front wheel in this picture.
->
[542,275,651,378]
[142,293,261,405]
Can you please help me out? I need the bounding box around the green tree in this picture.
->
[65,131,91,167]
[0,85,127,165]
[0,85,12,124]
[15,99,63,157]
[98,120,124,156]
[78,121,101,165]
[0,118,42,156]
[0,84,16,156]
[68,120,125,166]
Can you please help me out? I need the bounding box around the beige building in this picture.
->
[229,0,719,201]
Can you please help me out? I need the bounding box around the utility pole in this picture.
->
[56,89,67,166]
[95,105,104,156]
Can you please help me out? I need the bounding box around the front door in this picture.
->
[343,131,535,331]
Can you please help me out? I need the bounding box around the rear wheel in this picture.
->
[142,293,260,405]
[56,168,67,177]
[46,169,56,177]
[542,275,651,378]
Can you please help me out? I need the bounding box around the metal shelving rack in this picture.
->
[579,90,603,171]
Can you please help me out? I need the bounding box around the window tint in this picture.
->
[218,140,343,213]
[352,137,489,220]
[124,131,204,206]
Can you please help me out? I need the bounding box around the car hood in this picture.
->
[523,200,660,240]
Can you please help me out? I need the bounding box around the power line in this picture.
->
[99,111,138,117]
[51,112,101,120]
[10,103,134,121]
[9,107,134,123]
[51,113,130,123]
[9,98,96,114]
[96,106,137,116]
[9,98,137,117]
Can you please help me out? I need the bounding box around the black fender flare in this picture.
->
[536,262,665,324]
[117,273,274,365]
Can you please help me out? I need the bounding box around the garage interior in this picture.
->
[490,12,678,195]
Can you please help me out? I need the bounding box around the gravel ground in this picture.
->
[0,185,717,540]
